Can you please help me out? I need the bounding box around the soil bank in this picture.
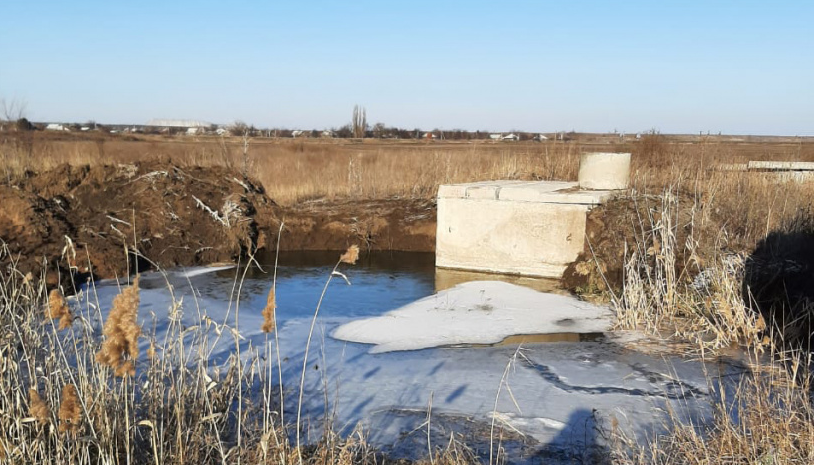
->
[0,162,436,286]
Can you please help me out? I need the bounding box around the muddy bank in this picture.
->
[278,198,436,252]
[0,162,436,285]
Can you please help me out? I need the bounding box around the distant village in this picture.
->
[2,117,804,144]
[1,118,653,142]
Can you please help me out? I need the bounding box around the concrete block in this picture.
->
[578,152,631,190]
[747,161,814,171]
[436,180,617,278]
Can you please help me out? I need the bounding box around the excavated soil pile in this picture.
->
[1,162,278,283]
[561,195,698,295]
[0,162,438,285]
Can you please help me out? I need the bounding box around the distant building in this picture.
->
[489,134,502,140]
[146,119,212,128]
[502,133,519,141]
[45,123,69,131]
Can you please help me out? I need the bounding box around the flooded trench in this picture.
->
[81,251,750,463]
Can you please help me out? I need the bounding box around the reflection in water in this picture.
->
[434,267,566,294]
[445,332,605,348]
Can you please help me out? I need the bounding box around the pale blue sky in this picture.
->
[0,1,813,135]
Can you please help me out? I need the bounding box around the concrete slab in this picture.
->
[747,161,814,171]
[436,180,618,278]
[578,152,631,190]
[438,180,613,205]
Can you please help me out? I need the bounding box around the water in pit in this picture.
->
[80,251,748,463]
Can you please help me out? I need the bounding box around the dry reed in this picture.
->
[340,244,360,265]
[57,384,81,434]
[47,288,72,330]
[261,285,276,333]
[28,388,51,425]
[96,275,141,377]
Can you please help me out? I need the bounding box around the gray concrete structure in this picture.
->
[436,181,616,278]
[578,152,631,190]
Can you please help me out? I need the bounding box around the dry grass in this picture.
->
[0,131,810,206]
[0,242,481,464]
[612,349,813,465]
[606,165,813,464]
[0,131,812,464]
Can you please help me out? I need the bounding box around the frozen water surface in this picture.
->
[76,252,747,463]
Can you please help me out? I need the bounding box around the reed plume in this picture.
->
[47,288,73,330]
[96,276,141,377]
[261,285,276,333]
[57,384,81,434]
[28,388,51,425]
[340,244,359,265]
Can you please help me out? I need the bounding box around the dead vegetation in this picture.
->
[0,131,813,464]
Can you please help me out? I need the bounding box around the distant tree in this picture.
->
[352,105,367,138]
[229,120,250,136]
[1,98,27,123]
[372,122,386,138]
[15,117,33,132]
[336,124,353,139]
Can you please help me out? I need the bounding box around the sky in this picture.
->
[0,1,813,135]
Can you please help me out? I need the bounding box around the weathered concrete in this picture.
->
[578,152,631,190]
[436,181,615,278]
[712,161,814,183]
[747,161,814,171]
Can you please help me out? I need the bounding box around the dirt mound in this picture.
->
[561,195,697,295]
[0,162,438,286]
[2,161,279,284]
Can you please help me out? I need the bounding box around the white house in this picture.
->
[489,134,502,140]
[45,123,68,132]
[502,133,519,141]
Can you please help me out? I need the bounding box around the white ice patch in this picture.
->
[177,264,236,278]
[332,281,612,353]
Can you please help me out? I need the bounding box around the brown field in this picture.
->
[1,131,812,206]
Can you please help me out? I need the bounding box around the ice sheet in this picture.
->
[70,268,743,463]
[332,281,613,353]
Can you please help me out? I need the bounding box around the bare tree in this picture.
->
[1,98,27,123]
[352,105,367,138]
